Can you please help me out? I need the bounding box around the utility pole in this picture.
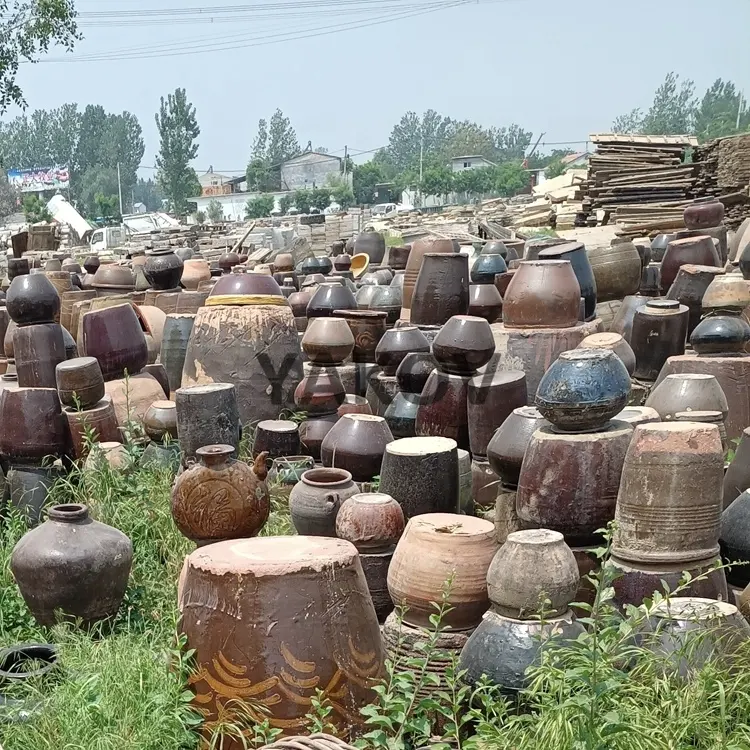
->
[419,132,424,205]
[116,162,124,216]
[343,145,348,179]
[737,92,744,130]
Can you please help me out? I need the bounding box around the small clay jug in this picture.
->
[401,237,455,316]
[171,446,270,545]
[335,492,405,552]
[289,467,359,536]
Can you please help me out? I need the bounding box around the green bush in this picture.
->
[245,193,275,219]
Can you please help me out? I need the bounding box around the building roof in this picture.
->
[561,151,588,165]
[282,151,341,166]
[450,155,496,162]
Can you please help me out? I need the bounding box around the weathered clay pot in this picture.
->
[538,241,597,321]
[469,283,503,323]
[630,300,689,381]
[354,231,386,265]
[610,294,650,343]
[395,352,437,395]
[144,249,184,290]
[181,260,211,290]
[294,368,346,415]
[289,467,359,536]
[218,251,241,274]
[301,317,354,365]
[487,529,579,618]
[471,253,507,284]
[142,400,178,442]
[684,199,724,230]
[661,236,720,292]
[379,436,459,518]
[486,406,548,489]
[337,394,373,417]
[645,373,728,421]
[613,422,724,564]
[298,414,338,461]
[335,309,387,363]
[335,492,405,552]
[589,239,641,303]
[56,356,105,409]
[8,258,30,279]
[410,253,469,326]
[691,315,750,354]
[416,370,471,450]
[171,446,270,545]
[333,253,352,272]
[517,420,633,545]
[159,313,195,395]
[468,370,527,457]
[375,326,430,375]
[401,237,455,318]
[321,414,394,483]
[6,464,62,528]
[388,245,411,270]
[82,303,149,380]
[615,406,661,426]
[502,260,580,329]
[179,536,383,739]
[11,504,132,626]
[721,490,750,586]
[577,332,635,375]
[701,274,750,315]
[91,265,136,294]
[432,315,495,375]
[723,428,750,509]
[523,236,568,260]
[14,323,66,388]
[6,274,60,326]
[306,282,357,319]
[64,397,121,458]
[388,513,497,630]
[0,387,70,461]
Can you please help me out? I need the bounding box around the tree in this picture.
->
[309,187,331,211]
[293,188,312,214]
[132,178,164,212]
[612,108,645,134]
[0,0,79,112]
[332,184,354,209]
[694,79,750,141]
[545,158,567,179]
[0,173,19,218]
[194,209,206,224]
[382,110,454,173]
[155,88,201,215]
[420,165,454,201]
[353,161,385,204]
[247,110,299,192]
[278,194,293,215]
[245,194,274,219]
[453,167,493,199]
[94,192,119,220]
[494,162,527,197]
[22,194,51,223]
[79,165,119,218]
[492,124,533,162]
[206,199,224,223]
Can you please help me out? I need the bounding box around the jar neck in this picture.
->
[48,504,89,523]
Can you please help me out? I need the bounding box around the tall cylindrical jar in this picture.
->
[409,253,469,326]
[630,300,689,381]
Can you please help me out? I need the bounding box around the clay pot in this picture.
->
[171,447,270,545]
[651,233,678,263]
[615,406,661,426]
[144,249,184,290]
[691,315,750,355]
[55,356,105,408]
[401,237,455,317]
[523,236,568,260]
[300,256,333,276]
[91,265,136,294]
[469,283,503,323]
[610,294,650,343]
[388,245,411,270]
[410,253,469,326]
[613,423,724,564]
[159,313,195,395]
[517,421,633,545]
[273,252,294,272]
[684,199,724,230]
[535,349,631,432]
[588,240,641,303]
[142,400,177,441]
[335,310,387,363]
[368,285,403,326]
[299,414,338,462]
[645,373,728,421]
[64,397,120,458]
[724,428,750,509]
[661,236,720,292]
[321,414,394,483]
[432,315,495,375]
[538,241,597,321]
[701,274,750,315]
[253,419,300,459]
[630,300,689,381]
[289,467,359,536]
[154,290,208,314]
[13,323,66,388]
[467,370,527,457]
[471,253,507,284]
[415,370,471,450]
[11,504,132,626]
[218,251,241,274]
[8,258,30,279]
[577,332,636,375]
[82,303,148,380]
[335,492,405,551]
[502,260,580,329]
[104,372,167,427]
[306,283,357,319]
[7,464,63,528]
[301,317,354,365]
[676,226,729,264]
[487,529,579,618]
[294,368,346,415]
[375,326,430,376]
[396,352,437,394]
[6,274,60,326]
[209,272,283,301]
[384,392,420,438]
[288,288,314,317]
[181,260,211,290]
[337,394,373,417]
[266,455,314,498]
[0,387,70,461]
[354,231,386,265]
[388,513,496,630]
[174,383,241,464]
[486,406,548,489]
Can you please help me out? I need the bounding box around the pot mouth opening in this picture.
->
[302,468,353,486]
[48,503,88,522]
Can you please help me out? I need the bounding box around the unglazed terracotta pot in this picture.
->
[577,332,636,376]
[289,467,360,536]
[171,446,270,545]
[432,315,495,375]
[613,423,724,564]
[375,326,430,375]
[410,253,469,326]
[588,239,641,303]
[538,241,597,321]
[660,235,720,292]
[502,260,580,328]
[387,513,497,630]
[301,317,354,365]
[321,414,394,483]
[486,406,548,489]
[645,373,728,421]
[335,492,405,552]
[181,259,211,290]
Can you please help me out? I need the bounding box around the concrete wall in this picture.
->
[280,153,341,191]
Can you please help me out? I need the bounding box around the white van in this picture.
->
[90,226,126,254]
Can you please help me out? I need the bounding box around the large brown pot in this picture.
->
[354,230,386,264]
[401,237,456,319]
[14,323,66,388]
[588,240,641,303]
[410,253,469,326]
[684,199,724,230]
[321,414,394,482]
[64,397,121,458]
[334,309,387,363]
[0,387,70,461]
[486,406,548,489]
[630,300,689,381]
[660,236,720,292]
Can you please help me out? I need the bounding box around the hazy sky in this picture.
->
[5,0,750,176]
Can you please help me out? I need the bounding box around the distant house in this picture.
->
[198,168,246,197]
[560,152,590,170]
[449,155,496,172]
[280,151,342,191]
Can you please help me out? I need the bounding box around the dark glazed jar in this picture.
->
[487,406,548,489]
[321,414,394,483]
[432,315,495,375]
[375,326,430,375]
[538,241,597,321]
[684,199,725,231]
[660,236,720,292]
[11,504,133,626]
[354,230,386,265]
[14,323,67,388]
[306,283,357,319]
[410,253,469,326]
[144,248,184,290]
[6,274,61,326]
[691,315,750,355]
[334,309,387,363]
[630,300,689,381]
[7,258,30,280]
[471,253,507,284]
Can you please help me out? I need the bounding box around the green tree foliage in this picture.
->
[0,0,79,112]
[194,209,206,224]
[94,192,119,219]
[453,167,494,198]
[132,178,164,212]
[292,188,312,213]
[0,173,19,217]
[278,194,293,215]
[695,78,750,140]
[420,165,454,200]
[246,110,299,192]
[309,187,331,211]
[494,161,528,196]
[545,158,567,179]
[206,199,224,223]
[245,194,274,219]
[353,161,386,204]
[641,72,697,135]
[155,88,201,215]
[332,184,354,209]
[78,165,119,218]
[22,194,51,222]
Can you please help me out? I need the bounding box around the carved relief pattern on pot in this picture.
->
[172,479,240,537]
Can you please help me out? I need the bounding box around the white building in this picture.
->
[449,155,497,172]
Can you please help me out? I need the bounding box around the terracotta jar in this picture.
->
[409,252,469,326]
[471,253,507,284]
[401,237,455,318]
[64,397,121,458]
[179,536,383,740]
[684,199,724,230]
[486,406,548,489]
[82,303,148,380]
[321,414,394,482]
[467,370,527,457]
[388,513,496,630]
[388,245,411,270]
[432,315,495,375]
[645,373,728,421]
[578,332,636,376]
[469,283,503,323]
[517,420,633,545]
[144,249,184,290]
[691,315,750,355]
[171,446,270,545]
[273,252,294,272]
[610,294,650,343]
[502,260,580,329]
[589,239,641,303]
[416,370,471,450]
[56,356,105,409]
[487,529,579,618]
[6,273,60,326]
[338,394,373,417]
[11,504,132,627]
[159,313,195,395]
[630,299,689,381]
[613,423,724,564]
[301,317,354,365]
[535,349,631,432]
[701,274,750,314]
[724,427,750,509]
[660,236,720,292]
[289,467,359,536]
[14,323,66,388]
[354,231,386,264]
[335,309,387,363]
[335,492,405,552]
[0,387,70,461]
[181,259,211,290]
[294,367,346,415]
[375,326,430,376]
[538,241,597,321]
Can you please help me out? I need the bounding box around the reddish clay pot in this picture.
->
[415,370,471,451]
[13,323,66,388]
[294,367,346,415]
[469,283,503,322]
[82,303,148,380]
[468,370,527,457]
[410,253,469,327]
[660,236,720,292]
[64,397,121,458]
[335,492,405,551]
[335,309,387,363]
[684,199,724,231]
[538,241,597,321]
[321,414,394,483]
[578,332,636,375]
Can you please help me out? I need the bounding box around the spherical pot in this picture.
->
[143,400,178,441]
[410,253,469,326]
[432,315,495,375]
[645,373,728,421]
[82,303,149,380]
[0,387,70,461]
[91,265,136,293]
[502,260,580,329]
[701,274,750,314]
[144,249,184,290]
[294,368,346,415]
[55,355,105,408]
[11,504,133,626]
[661,236,720,292]
[300,256,333,276]
[288,288,314,317]
[487,529,579,618]
[306,282,357,319]
[299,414,338,462]
[335,492,405,552]
[289,467,360,536]
[577,332,636,376]
[468,283,503,323]
[354,231,386,265]
[691,315,750,355]
[630,300,689,381]
[218,251,241,274]
[396,352,437,394]
[333,253,352,272]
[375,326,430,376]
[486,406,548,489]
[613,422,724,564]
[538,241,597,321]
[6,273,60,325]
[171,446,270,545]
[366,285,403,327]
[588,240,641,303]
[13,323,66,388]
[471,253,508,284]
[535,349,631,432]
[321,414,394,483]
[301,317,355,365]
[684,199,724,230]
[334,309,387,363]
